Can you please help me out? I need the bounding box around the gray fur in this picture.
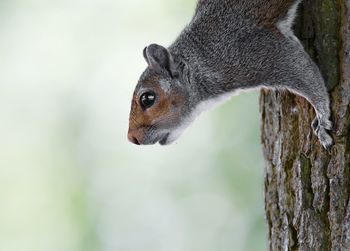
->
[132,0,333,149]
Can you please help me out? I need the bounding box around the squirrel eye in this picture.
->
[140,92,156,109]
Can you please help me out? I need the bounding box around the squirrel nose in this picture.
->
[128,130,141,145]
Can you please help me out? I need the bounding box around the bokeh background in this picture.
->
[0,0,266,250]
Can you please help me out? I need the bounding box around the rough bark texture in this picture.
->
[260,0,350,250]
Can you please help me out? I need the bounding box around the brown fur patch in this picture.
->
[128,78,185,141]
[251,0,296,28]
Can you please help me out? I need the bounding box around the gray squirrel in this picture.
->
[128,0,333,149]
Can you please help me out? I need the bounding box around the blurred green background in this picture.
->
[0,0,266,250]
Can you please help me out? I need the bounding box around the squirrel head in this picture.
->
[128,44,194,146]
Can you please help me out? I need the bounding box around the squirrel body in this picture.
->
[128,0,333,149]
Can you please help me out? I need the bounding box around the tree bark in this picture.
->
[260,0,350,250]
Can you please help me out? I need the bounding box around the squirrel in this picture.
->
[128,0,333,149]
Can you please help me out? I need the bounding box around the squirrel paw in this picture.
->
[311,118,334,150]
[312,118,333,133]
[317,127,334,151]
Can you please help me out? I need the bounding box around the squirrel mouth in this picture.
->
[159,133,170,145]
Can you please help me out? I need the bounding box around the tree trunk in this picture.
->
[260,0,350,250]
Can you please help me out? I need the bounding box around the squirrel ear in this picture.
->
[144,44,178,77]
[143,47,149,64]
